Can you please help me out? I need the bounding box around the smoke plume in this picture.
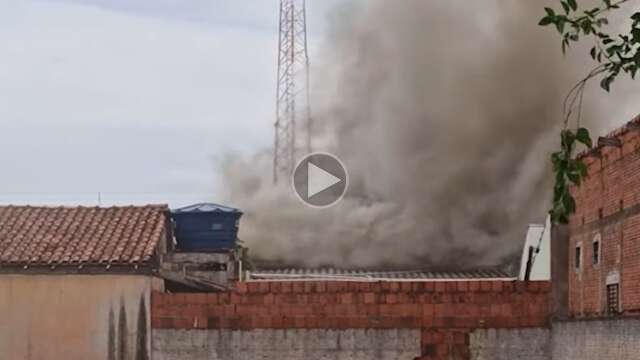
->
[221,1,638,269]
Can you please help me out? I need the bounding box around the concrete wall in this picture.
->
[469,328,550,360]
[153,329,421,360]
[551,318,640,360]
[0,274,162,360]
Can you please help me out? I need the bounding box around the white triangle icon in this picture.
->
[307,161,342,198]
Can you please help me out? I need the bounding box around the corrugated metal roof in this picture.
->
[248,268,513,281]
[172,203,241,214]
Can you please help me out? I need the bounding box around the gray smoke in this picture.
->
[221,1,639,269]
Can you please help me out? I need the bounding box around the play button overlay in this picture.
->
[293,152,348,208]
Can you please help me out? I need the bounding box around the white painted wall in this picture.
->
[519,216,551,281]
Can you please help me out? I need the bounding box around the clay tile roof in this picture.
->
[0,205,169,268]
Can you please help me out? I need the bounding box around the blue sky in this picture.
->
[0,0,346,206]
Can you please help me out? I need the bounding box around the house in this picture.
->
[0,205,170,359]
[563,114,640,318]
[0,203,241,360]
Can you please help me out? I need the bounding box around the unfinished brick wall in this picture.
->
[152,280,549,359]
[568,115,640,318]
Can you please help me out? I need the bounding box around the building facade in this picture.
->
[0,205,170,360]
[567,115,640,317]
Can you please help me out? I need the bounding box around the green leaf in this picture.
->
[600,74,614,91]
[539,15,554,26]
[575,160,588,177]
[556,18,566,33]
[567,171,581,185]
[576,127,593,148]
[561,1,570,14]
[567,0,578,11]
[558,213,570,224]
[545,7,556,17]
[590,46,597,59]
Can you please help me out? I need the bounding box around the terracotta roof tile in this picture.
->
[0,205,168,268]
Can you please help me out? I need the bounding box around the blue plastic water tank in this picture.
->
[171,203,242,251]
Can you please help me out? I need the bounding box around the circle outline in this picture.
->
[291,151,349,209]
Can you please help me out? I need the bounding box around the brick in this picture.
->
[480,281,493,292]
[304,282,315,293]
[386,294,398,304]
[271,316,284,328]
[453,331,468,345]
[423,303,435,317]
[526,281,540,292]
[194,316,208,329]
[281,282,292,293]
[292,282,305,293]
[258,282,270,293]
[246,282,260,293]
[236,282,248,293]
[327,282,341,292]
[423,282,435,292]
[340,293,354,304]
[502,281,514,292]
[270,282,282,293]
[207,316,220,329]
[173,317,192,329]
[363,292,376,304]
[539,281,551,292]
[230,293,243,305]
[357,282,371,292]
[263,293,275,305]
[151,317,172,328]
[218,293,230,305]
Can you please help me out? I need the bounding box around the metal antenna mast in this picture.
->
[273,0,311,183]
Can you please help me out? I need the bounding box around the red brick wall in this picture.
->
[568,118,640,317]
[152,280,549,360]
